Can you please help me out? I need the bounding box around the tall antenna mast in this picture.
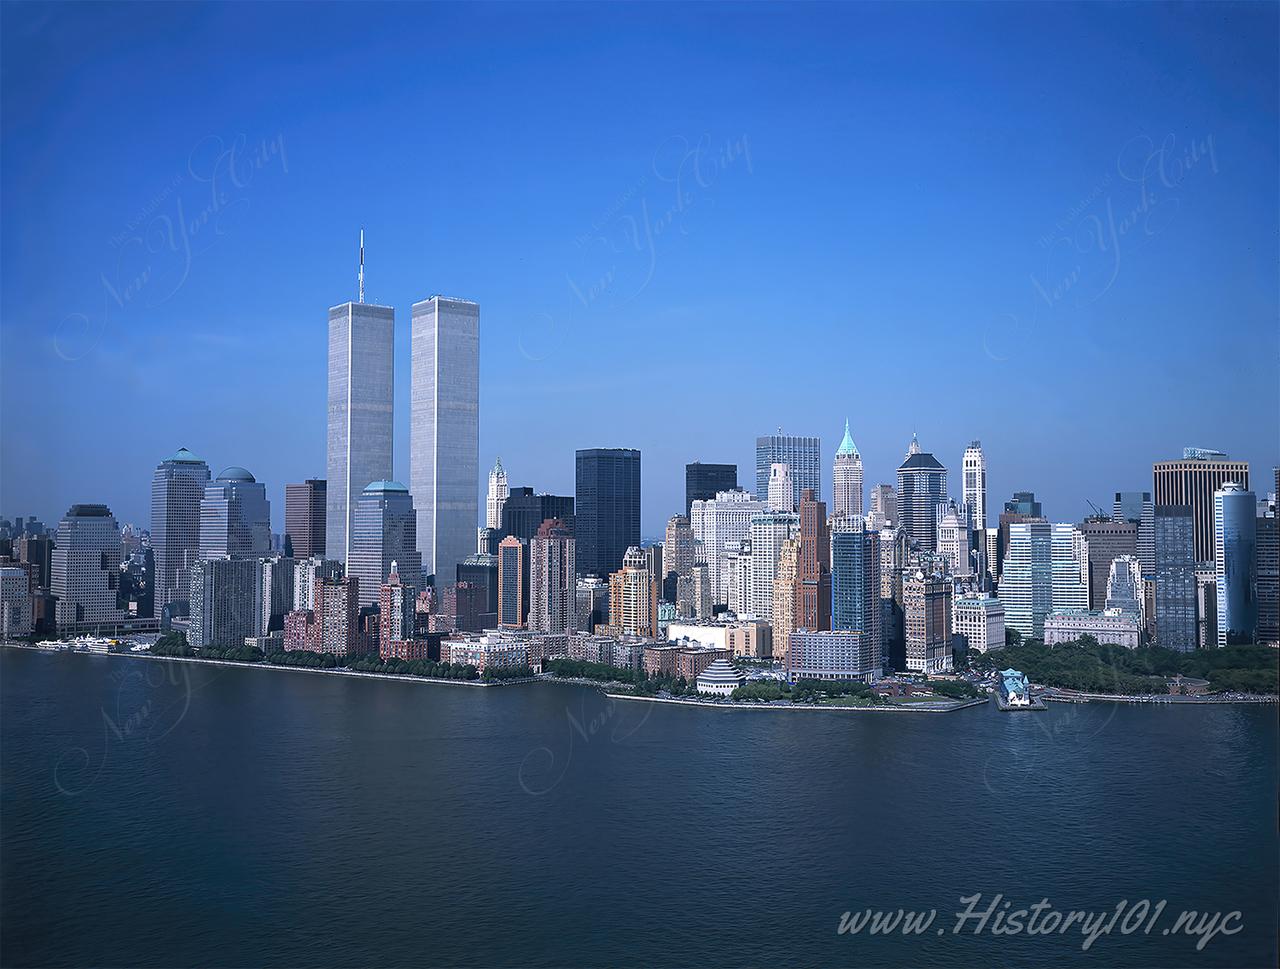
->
[358,228,365,303]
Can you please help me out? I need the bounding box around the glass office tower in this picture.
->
[411,296,480,587]
[327,300,395,564]
[575,448,641,579]
[1214,482,1257,646]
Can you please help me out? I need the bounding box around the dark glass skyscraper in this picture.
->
[896,436,947,553]
[285,479,327,559]
[831,527,880,639]
[575,448,640,579]
[500,488,574,543]
[685,462,737,517]
[1213,482,1257,646]
[1154,505,1196,652]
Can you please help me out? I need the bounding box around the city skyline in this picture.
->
[3,7,1278,969]
[2,5,1276,536]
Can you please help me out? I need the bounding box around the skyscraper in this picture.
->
[691,491,757,604]
[293,556,342,612]
[1113,491,1154,578]
[1256,513,1278,647]
[284,479,326,559]
[1052,523,1089,613]
[457,553,499,630]
[529,518,575,635]
[962,441,987,529]
[1214,482,1257,646]
[1153,450,1249,562]
[868,484,896,529]
[347,481,422,609]
[411,295,480,586]
[755,433,821,506]
[188,557,257,648]
[1105,555,1144,626]
[935,500,973,576]
[795,488,831,633]
[896,435,947,553]
[52,504,125,633]
[327,298,395,565]
[497,535,527,628]
[904,568,952,673]
[607,546,657,637]
[772,536,800,663]
[574,448,640,580]
[833,420,863,519]
[1080,517,1137,610]
[199,468,271,561]
[724,541,752,616]
[0,567,32,639]
[998,520,1052,639]
[486,457,509,530]
[662,515,695,593]
[378,562,417,657]
[257,555,295,635]
[685,462,737,517]
[749,510,798,621]
[766,463,794,512]
[831,525,880,643]
[499,488,574,543]
[1154,505,1197,652]
[151,447,211,619]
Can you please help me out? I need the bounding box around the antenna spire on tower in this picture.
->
[358,228,365,303]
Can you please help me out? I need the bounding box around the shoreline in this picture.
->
[1,642,495,688]
[603,692,991,713]
[1040,689,1277,705]
[5,642,1276,709]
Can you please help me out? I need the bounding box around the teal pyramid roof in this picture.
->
[836,419,859,457]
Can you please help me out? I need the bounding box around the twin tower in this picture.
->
[326,290,479,588]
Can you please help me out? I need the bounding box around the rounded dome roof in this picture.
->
[216,466,256,482]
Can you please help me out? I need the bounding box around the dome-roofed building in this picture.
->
[349,481,421,608]
[200,466,270,560]
[696,657,747,697]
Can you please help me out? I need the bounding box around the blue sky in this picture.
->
[2,2,1277,536]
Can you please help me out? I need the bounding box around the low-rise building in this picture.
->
[441,632,530,672]
[675,646,732,681]
[998,668,1032,707]
[382,638,431,662]
[1043,608,1141,649]
[786,629,881,683]
[696,658,747,696]
[666,619,772,659]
